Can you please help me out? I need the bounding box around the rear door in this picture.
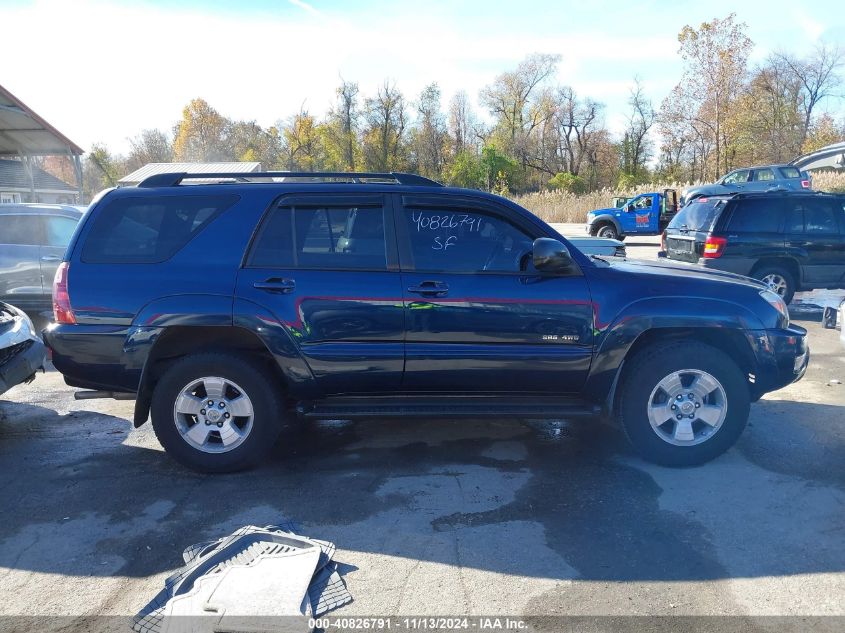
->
[721,197,785,259]
[0,213,44,312]
[783,197,845,285]
[748,168,777,192]
[236,193,405,395]
[395,194,594,393]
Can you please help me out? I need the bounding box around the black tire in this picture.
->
[596,224,619,240]
[752,265,796,304]
[617,341,750,467]
[150,352,284,473]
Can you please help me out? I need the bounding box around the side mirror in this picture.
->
[532,238,573,272]
[626,204,635,212]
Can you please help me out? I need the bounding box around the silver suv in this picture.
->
[0,204,83,317]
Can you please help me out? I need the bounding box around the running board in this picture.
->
[299,396,601,420]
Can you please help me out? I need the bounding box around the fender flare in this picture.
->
[588,214,622,236]
[583,296,767,409]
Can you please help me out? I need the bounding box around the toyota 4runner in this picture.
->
[44,172,809,472]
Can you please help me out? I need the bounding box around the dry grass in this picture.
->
[511,171,845,224]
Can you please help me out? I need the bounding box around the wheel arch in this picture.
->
[750,257,802,286]
[589,215,622,236]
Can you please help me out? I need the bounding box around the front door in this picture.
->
[623,194,656,234]
[236,193,405,395]
[40,215,80,308]
[0,213,43,312]
[395,194,594,393]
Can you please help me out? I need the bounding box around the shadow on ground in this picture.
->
[1,394,843,587]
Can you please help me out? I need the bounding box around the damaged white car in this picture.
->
[0,301,46,396]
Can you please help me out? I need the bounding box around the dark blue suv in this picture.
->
[44,172,809,472]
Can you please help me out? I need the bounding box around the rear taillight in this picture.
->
[801,179,810,189]
[53,262,76,324]
[703,236,728,259]
[660,231,667,251]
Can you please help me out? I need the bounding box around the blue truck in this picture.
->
[587,189,679,240]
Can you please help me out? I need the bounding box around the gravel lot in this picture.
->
[1,233,843,631]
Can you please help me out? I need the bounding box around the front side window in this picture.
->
[401,208,534,273]
[250,205,387,270]
[0,214,42,245]
[82,195,237,263]
[752,169,775,182]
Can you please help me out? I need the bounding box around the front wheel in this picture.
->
[618,341,750,466]
[150,352,284,473]
[596,224,619,240]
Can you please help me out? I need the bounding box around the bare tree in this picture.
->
[362,81,407,171]
[126,129,173,171]
[324,78,360,170]
[621,78,655,175]
[448,90,476,154]
[411,83,448,179]
[775,44,844,149]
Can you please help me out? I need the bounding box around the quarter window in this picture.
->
[82,195,237,263]
[250,205,387,270]
[401,208,534,273]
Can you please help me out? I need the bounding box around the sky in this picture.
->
[2,0,844,155]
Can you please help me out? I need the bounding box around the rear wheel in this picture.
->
[596,224,619,240]
[618,341,750,466]
[150,352,284,472]
[753,265,795,304]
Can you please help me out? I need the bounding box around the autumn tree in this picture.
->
[410,83,449,180]
[323,79,360,170]
[362,81,407,171]
[448,90,477,155]
[172,98,231,162]
[281,110,325,171]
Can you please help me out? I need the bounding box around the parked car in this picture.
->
[660,191,845,304]
[44,171,808,472]
[681,165,811,206]
[0,204,84,318]
[586,189,679,240]
[566,235,626,258]
[0,300,46,396]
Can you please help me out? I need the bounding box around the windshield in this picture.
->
[668,199,725,231]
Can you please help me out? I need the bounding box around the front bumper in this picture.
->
[0,338,47,395]
[752,325,808,397]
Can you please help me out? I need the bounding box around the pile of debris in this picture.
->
[133,523,352,633]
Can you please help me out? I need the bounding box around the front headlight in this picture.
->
[760,289,789,324]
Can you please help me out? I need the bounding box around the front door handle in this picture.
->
[253,278,296,294]
[40,255,62,262]
[407,281,449,297]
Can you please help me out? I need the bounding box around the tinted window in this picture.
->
[44,216,79,247]
[752,169,775,182]
[779,167,801,179]
[402,208,534,273]
[727,198,782,233]
[82,195,237,263]
[0,214,42,245]
[668,199,725,232]
[783,199,841,235]
[250,205,387,270]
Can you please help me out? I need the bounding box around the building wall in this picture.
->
[0,190,78,204]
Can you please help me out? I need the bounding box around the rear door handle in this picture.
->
[407,281,449,297]
[40,255,62,262]
[253,278,296,294]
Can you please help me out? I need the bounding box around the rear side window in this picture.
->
[779,167,801,179]
[81,195,237,263]
[668,199,725,232]
[726,198,782,233]
[784,199,842,235]
[44,216,79,247]
[250,205,387,270]
[752,169,775,182]
[0,214,42,245]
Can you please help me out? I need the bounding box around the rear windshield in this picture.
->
[81,194,238,263]
[779,167,801,179]
[668,198,726,232]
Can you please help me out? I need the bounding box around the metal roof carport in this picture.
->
[0,83,83,202]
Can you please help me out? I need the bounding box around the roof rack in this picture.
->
[137,171,442,188]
